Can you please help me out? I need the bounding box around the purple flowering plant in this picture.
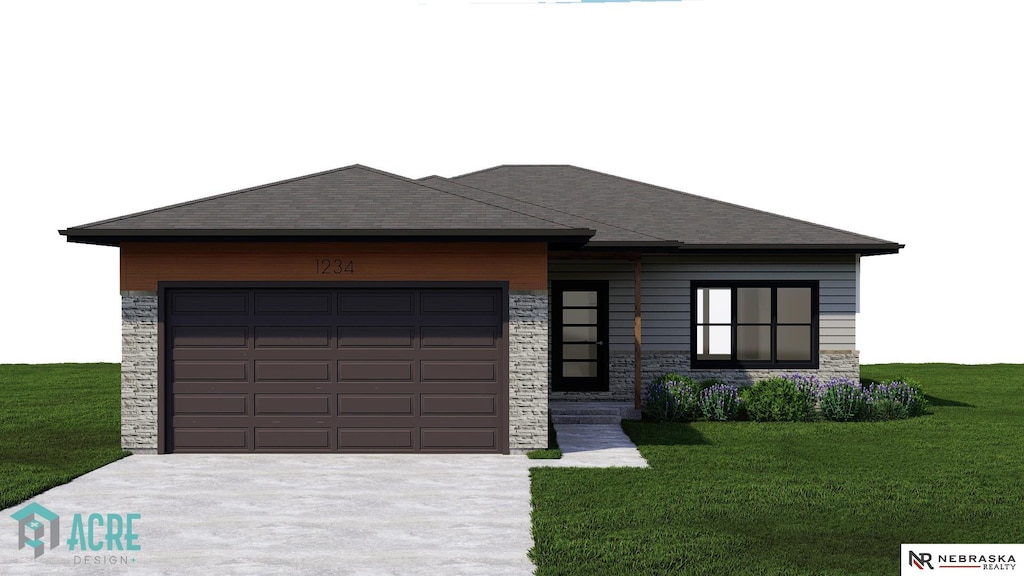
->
[698,383,741,421]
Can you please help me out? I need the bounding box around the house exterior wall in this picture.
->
[549,255,859,402]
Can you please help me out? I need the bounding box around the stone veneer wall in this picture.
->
[508,290,549,453]
[121,291,159,453]
[552,350,860,403]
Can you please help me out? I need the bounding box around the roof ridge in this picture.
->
[448,168,672,242]
[315,167,574,229]
[414,176,576,230]
[75,164,368,230]
[451,164,575,179]
[565,165,897,244]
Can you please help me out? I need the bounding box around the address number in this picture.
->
[316,258,355,274]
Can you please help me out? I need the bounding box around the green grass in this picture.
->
[529,364,1024,575]
[528,414,563,459]
[0,363,129,510]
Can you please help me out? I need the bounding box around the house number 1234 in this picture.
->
[316,258,355,274]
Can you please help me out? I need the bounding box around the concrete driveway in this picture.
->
[1,454,536,576]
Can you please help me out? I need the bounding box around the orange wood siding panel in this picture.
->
[120,242,547,291]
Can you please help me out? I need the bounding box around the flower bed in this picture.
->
[642,373,927,422]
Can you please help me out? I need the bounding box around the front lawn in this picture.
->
[530,364,1024,575]
[0,363,128,510]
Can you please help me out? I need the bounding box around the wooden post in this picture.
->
[634,258,642,410]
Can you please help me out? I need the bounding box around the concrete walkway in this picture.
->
[1,426,647,575]
[531,423,649,468]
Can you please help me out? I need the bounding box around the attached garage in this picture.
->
[165,285,508,453]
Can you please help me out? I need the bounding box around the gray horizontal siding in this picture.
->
[550,255,857,353]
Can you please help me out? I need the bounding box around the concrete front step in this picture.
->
[551,407,622,416]
[551,414,622,425]
[549,401,642,423]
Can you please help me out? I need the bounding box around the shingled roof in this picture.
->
[61,164,902,254]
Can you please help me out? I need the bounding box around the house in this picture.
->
[60,164,902,454]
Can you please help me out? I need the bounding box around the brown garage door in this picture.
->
[165,286,507,453]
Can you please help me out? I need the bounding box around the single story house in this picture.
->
[60,164,902,455]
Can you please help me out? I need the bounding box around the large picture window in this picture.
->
[692,282,818,368]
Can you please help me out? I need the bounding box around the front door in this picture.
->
[552,281,609,392]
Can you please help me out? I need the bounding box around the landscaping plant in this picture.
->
[817,377,870,421]
[642,373,701,422]
[698,383,741,421]
[739,376,812,422]
[864,379,929,420]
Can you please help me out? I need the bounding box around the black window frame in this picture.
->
[690,280,819,369]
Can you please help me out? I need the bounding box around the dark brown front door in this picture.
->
[551,281,609,392]
[164,286,507,453]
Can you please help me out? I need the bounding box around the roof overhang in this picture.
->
[573,241,903,256]
[667,243,904,256]
[59,228,597,247]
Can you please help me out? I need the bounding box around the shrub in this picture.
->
[643,373,701,422]
[784,373,823,420]
[818,378,869,422]
[699,383,741,421]
[741,377,810,422]
[865,379,928,419]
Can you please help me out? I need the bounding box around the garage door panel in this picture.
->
[420,428,496,450]
[174,428,248,449]
[171,292,249,314]
[421,361,495,382]
[255,326,331,348]
[173,326,248,348]
[338,361,413,381]
[413,348,502,361]
[174,382,335,394]
[255,292,332,314]
[338,428,414,449]
[174,361,248,381]
[421,394,496,415]
[420,326,497,348]
[167,287,506,453]
[338,292,414,314]
[338,326,414,348]
[338,395,414,415]
[175,394,247,415]
[255,428,331,450]
[421,291,498,315]
[255,394,331,415]
[255,361,330,381]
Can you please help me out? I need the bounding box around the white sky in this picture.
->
[1,0,1021,365]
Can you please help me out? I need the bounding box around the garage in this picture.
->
[164,285,508,453]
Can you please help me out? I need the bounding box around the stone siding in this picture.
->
[121,291,159,453]
[508,291,549,453]
[554,350,860,403]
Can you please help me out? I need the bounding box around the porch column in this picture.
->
[634,258,642,409]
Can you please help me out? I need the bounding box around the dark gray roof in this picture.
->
[451,165,900,252]
[61,164,901,254]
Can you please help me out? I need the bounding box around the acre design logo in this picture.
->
[10,502,60,559]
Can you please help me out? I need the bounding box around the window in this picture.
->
[692,282,818,368]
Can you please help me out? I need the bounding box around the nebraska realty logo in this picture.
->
[902,544,1022,573]
[10,502,141,564]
